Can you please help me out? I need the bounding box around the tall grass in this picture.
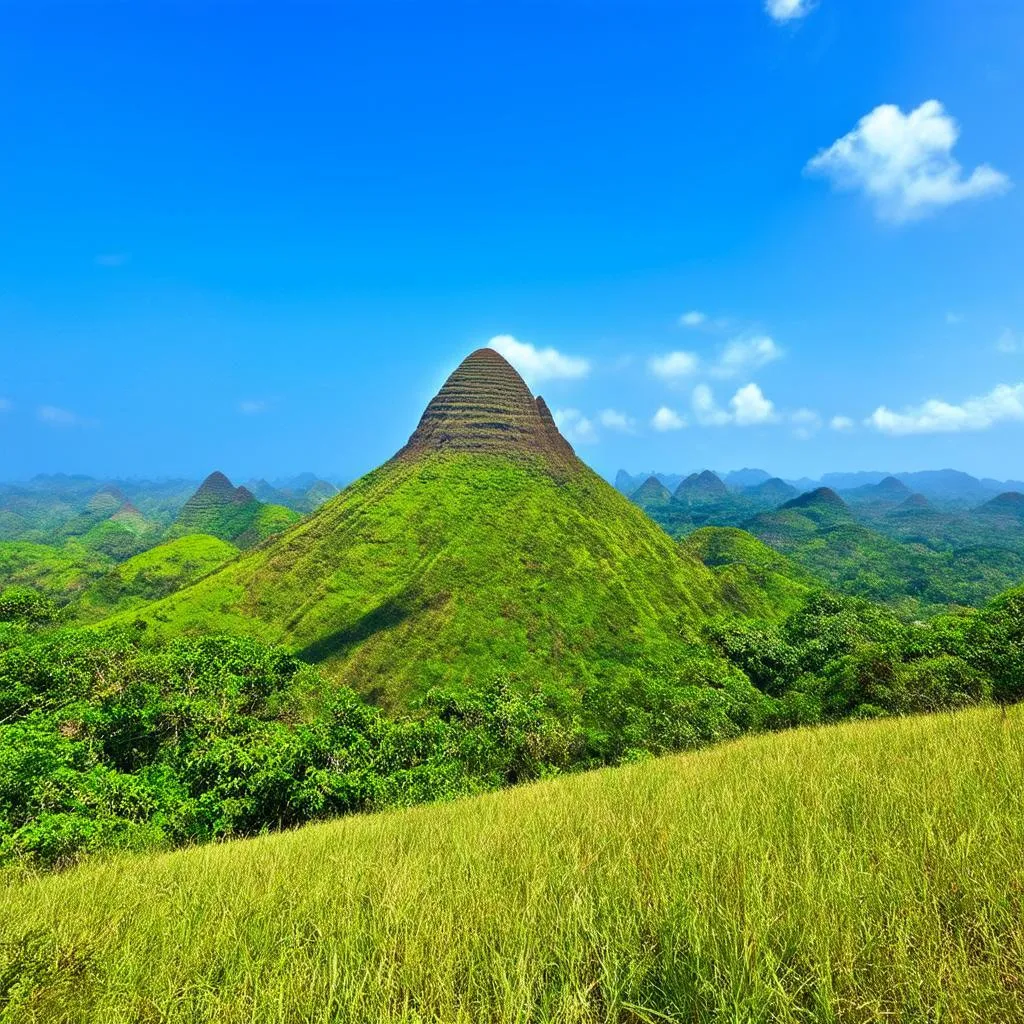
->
[2,706,1022,1023]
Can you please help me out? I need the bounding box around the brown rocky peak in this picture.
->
[394,348,580,472]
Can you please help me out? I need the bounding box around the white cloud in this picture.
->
[554,408,598,444]
[649,350,700,381]
[945,312,964,325]
[599,408,636,433]
[489,335,590,383]
[38,405,84,426]
[731,383,777,425]
[679,311,707,328]
[997,329,1020,354]
[866,383,1024,435]
[692,384,731,426]
[791,408,822,439]
[830,415,855,432]
[651,406,686,432]
[766,0,814,22]
[710,335,783,379]
[806,100,1010,222]
[238,400,269,415]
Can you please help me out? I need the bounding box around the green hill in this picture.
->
[0,541,113,600]
[2,705,1020,1023]
[168,472,300,547]
[73,535,239,620]
[682,525,815,619]
[114,349,731,706]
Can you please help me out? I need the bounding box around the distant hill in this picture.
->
[745,477,797,503]
[168,472,301,547]
[675,470,729,504]
[631,476,673,506]
[118,348,733,706]
[841,476,912,505]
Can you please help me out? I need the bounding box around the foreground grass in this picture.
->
[2,707,1022,1023]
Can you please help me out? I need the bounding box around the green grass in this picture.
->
[2,705,1021,1023]
[0,541,113,599]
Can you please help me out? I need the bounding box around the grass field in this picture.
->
[2,706,1022,1023]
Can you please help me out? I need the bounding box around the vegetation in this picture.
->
[1,706,1020,1022]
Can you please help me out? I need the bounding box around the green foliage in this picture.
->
[0,541,113,601]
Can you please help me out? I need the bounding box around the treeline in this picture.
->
[1,583,1021,868]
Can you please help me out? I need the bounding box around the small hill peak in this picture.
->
[394,348,579,472]
[980,491,1024,515]
[631,476,673,506]
[898,493,930,510]
[676,470,728,502]
[782,487,847,511]
[196,471,238,496]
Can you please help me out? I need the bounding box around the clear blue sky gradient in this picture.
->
[1,0,1022,482]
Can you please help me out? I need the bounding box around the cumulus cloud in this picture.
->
[649,350,700,381]
[38,405,84,427]
[554,408,598,444]
[766,0,814,21]
[710,336,783,379]
[599,409,636,433]
[489,335,590,383]
[830,415,855,432]
[679,311,707,328]
[731,383,777,425]
[866,383,1024,435]
[791,408,822,440]
[651,406,686,432]
[806,100,1010,222]
[691,383,778,427]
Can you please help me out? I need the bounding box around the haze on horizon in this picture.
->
[1,0,1021,483]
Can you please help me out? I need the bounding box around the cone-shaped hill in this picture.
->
[675,470,728,504]
[168,472,300,548]
[630,476,673,507]
[119,348,730,706]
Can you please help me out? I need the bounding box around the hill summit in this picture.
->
[121,348,730,705]
[395,347,577,473]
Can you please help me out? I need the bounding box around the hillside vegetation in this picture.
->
[1,706,1021,1023]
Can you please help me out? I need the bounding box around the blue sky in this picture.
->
[1,0,1022,483]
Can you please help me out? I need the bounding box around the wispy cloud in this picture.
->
[791,408,823,440]
[95,252,131,267]
[830,415,855,432]
[806,100,1010,222]
[679,310,707,328]
[709,336,783,379]
[651,406,686,431]
[554,408,598,444]
[489,335,590,383]
[238,400,270,415]
[996,329,1021,354]
[766,0,815,22]
[649,350,700,381]
[38,405,86,427]
[599,409,636,433]
[866,383,1024,435]
[945,312,964,325]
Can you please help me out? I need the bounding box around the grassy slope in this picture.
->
[73,534,239,620]
[2,706,1021,1023]
[0,541,113,598]
[681,526,814,620]
[118,456,726,704]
